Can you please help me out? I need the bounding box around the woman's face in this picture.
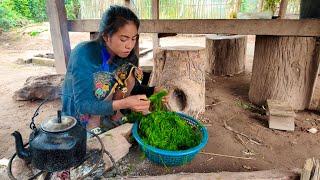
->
[104,22,138,58]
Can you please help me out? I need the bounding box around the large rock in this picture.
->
[13,74,64,101]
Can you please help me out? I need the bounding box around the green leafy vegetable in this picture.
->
[128,89,202,151]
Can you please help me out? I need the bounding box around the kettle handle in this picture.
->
[30,99,49,130]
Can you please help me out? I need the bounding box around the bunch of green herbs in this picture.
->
[127,89,202,151]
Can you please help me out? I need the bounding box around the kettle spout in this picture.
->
[12,131,31,162]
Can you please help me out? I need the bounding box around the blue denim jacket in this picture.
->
[62,41,114,118]
[62,40,154,119]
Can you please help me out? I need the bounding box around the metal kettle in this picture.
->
[12,110,87,172]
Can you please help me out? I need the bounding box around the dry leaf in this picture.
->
[307,127,318,134]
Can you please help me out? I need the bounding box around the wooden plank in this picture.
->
[269,116,295,131]
[68,19,320,36]
[128,169,299,180]
[267,99,295,131]
[279,0,289,19]
[47,0,71,74]
[301,158,314,180]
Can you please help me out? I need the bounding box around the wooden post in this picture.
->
[278,0,289,19]
[152,0,160,51]
[249,36,318,110]
[308,39,320,110]
[258,0,264,12]
[300,0,320,110]
[90,32,99,40]
[125,0,131,8]
[123,0,139,63]
[300,0,320,19]
[46,0,71,74]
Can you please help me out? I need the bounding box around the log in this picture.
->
[249,36,318,110]
[126,169,300,179]
[149,46,206,117]
[205,35,246,75]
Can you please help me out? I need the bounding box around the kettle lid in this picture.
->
[41,111,77,132]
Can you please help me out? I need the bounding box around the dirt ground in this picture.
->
[1,23,320,178]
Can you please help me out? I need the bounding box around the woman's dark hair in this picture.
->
[98,5,140,38]
[97,6,140,66]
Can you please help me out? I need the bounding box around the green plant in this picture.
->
[0,0,80,31]
[28,29,47,36]
[65,0,80,20]
[263,0,281,14]
[0,1,28,31]
[0,7,12,31]
[127,90,202,151]
[235,99,266,115]
[138,111,202,151]
[28,0,47,22]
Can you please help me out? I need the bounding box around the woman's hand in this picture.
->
[124,95,150,113]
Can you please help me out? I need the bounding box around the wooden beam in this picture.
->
[68,19,320,36]
[300,0,320,19]
[125,0,130,7]
[47,0,71,74]
[279,0,289,19]
[158,33,177,38]
[152,0,160,51]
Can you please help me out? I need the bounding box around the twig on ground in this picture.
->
[206,157,214,162]
[235,134,247,146]
[224,116,264,146]
[200,152,254,160]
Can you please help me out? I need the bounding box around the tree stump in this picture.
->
[205,35,247,75]
[149,46,206,117]
[249,36,318,110]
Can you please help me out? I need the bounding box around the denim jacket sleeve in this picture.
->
[70,43,114,116]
